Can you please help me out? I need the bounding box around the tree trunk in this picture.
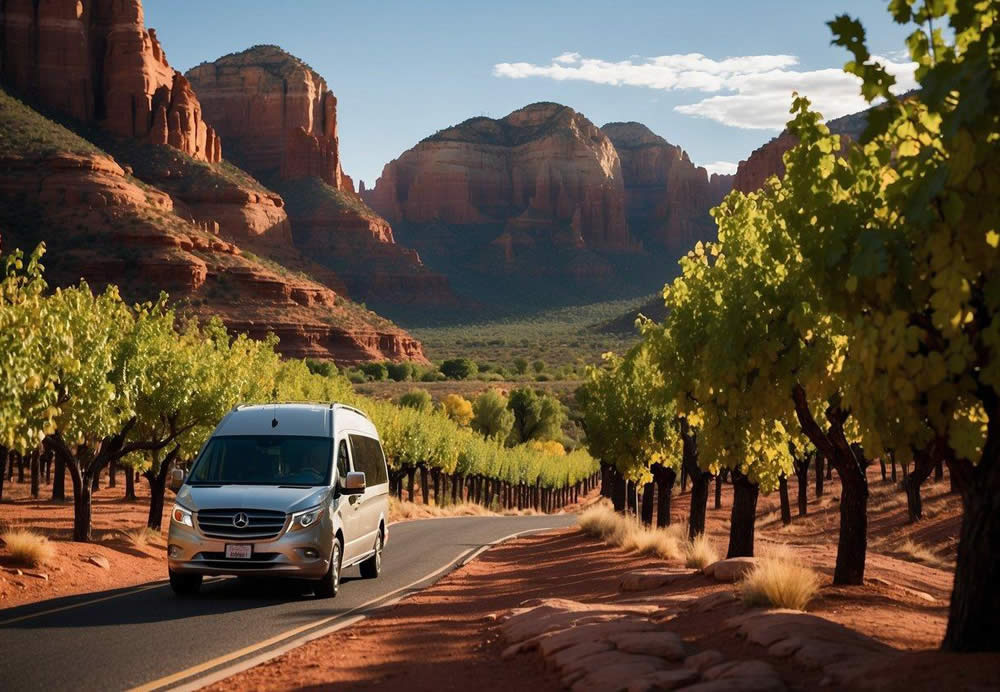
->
[91,467,100,492]
[108,463,117,488]
[879,458,887,482]
[600,462,612,498]
[794,457,810,516]
[419,465,429,504]
[626,480,637,515]
[431,468,441,505]
[611,469,626,512]
[652,464,675,528]
[681,420,710,540]
[934,458,944,482]
[715,470,724,509]
[124,466,137,501]
[726,469,759,558]
[145,448,178,530]
[815,453,826,497]
[66,462,93,543]
[17,453,25,483]
[30,450,40,499]
[904,446,937,522]
[826,462,833,481]
[778,474,792,525]
[793,384,868,585]
[680,464,688,493]
[890,451,897,483]
[942,427,1000,651]
[52,453,66,501]
[640,482,654,526]
[484,477,495,508]
[407,466,416,502]
[0,446,7,500]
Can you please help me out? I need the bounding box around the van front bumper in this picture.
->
[167,519,332,579]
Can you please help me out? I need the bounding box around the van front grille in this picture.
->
[196,509,287,540]
[195,552,282,569]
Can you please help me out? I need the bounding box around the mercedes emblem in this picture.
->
[232,512,249,529]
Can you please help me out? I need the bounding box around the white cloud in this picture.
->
[702,161,739,176]
[493,52,918,130]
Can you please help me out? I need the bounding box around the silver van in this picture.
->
[166,403,389,598]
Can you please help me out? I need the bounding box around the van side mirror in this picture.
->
[342,471,366,495]
[168,468,186,492]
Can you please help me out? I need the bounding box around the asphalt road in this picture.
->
[0,514,576,691]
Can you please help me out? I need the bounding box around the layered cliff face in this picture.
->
[0,84,424,363]
[185,45,342,187]
[602,122,732,253]
[1,0,220,162]
[185,46,454,307]
[366,103,632,254]
[733,109,869,193]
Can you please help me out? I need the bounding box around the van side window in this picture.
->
[336,440,351,484]
[348,435,388,486]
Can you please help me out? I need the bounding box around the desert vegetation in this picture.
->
[576,1,1000,652]
[0,245,599,546]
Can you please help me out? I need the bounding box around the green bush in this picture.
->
[359,362,388,381]
[398,388,433,412]
[386,362,415,382]
[440,358,478,380]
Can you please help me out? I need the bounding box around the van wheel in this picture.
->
[315,541,342,598]
[360,531,383,579]
[169,570,202,596]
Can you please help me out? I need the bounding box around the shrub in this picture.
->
[304,358,336,378]
[420,369,445,382]
[532,359,546,373]
[386,362,415,382]
[359,362,388,381]
[472,389,515,442]
[684,533,719,570]
[398,388,433,412]
[441,393,474,426]
[440,358,478,380]
[578,504,683,560]
[2,529,55,566]
[739,553,821,611]
[513,357,529,375]
[123,526,159,547]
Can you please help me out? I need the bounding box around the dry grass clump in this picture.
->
[684,533,720,569]
[893,538,947,568]
[389,497,502,522]
[122,526,160,547]
[578,504,684,560]
[1,529,55,567]
[739,547,821,611]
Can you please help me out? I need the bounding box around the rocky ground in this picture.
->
[203,473,996,692]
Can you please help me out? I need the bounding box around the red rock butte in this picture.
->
[1,0,220,163]
[186,45,343,188]
[365,102,634,252]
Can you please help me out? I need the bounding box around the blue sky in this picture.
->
[145,1,917,186]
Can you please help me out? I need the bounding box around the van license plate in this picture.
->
[225,544,252,559]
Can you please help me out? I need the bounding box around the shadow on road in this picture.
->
[0,574,364,631]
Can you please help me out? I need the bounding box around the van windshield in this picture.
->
[188,436,333,486]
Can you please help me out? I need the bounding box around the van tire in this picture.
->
[315,540,342,598]
[169,570,202,596]
[360,530,383,579]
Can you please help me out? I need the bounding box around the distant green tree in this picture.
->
[471,389,515,442]
[305,359,336,378]
[359,362,388,381]
[397,388,433,412]
[513,357,529,375]
[440,358,478,380]
[386,362,415,382]
[532,359,546,374]
[507,387,565,445]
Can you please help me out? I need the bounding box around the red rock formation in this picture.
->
[602,122,732,252]
[366,103,632,252]
[732,109,870,193]
[186,45,457,307]
[0,89,426,364]
[186,45,342,187]
[0,0,220,162]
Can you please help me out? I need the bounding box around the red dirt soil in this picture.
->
[0,474,172,607]
[206,472,996,692]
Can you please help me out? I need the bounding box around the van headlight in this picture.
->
[291,506,324,530]
[171,504,194,527]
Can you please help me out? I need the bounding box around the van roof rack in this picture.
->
[332,403,370,419]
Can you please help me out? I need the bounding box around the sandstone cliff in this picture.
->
[601,122,732,253]
[732,109,869,193]
[366,102,632,253]
[1,0,220,162]
[0,84,424,363]
[185,45,454,307]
